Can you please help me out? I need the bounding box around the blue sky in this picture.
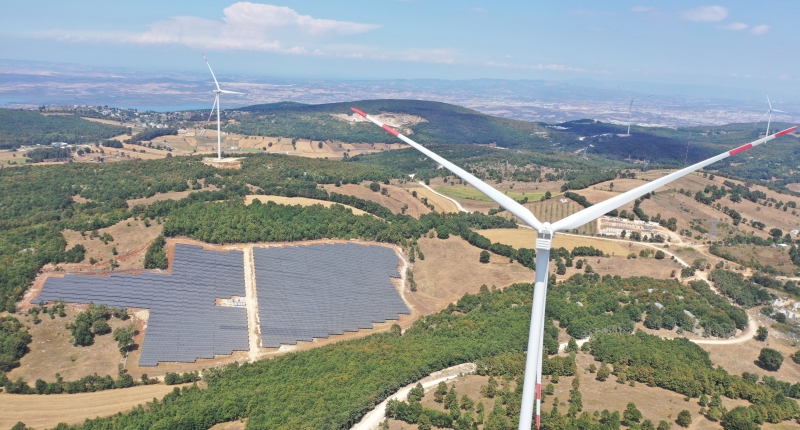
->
[2,1,798,98]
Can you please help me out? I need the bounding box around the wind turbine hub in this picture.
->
[536,223,554,250]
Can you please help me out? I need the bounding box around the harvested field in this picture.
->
[244,195,368,215]
[7,307,128,383]
[322,183,430,217]
[0,384,185,430]
[435,186,545,202]
[479,229,636,256]
[412,236,534,312]
[60,218,163,271]
[405,185,461,213]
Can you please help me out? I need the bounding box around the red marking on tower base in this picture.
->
[382,124,399,137]
[729,143,752,156]
[776,126,798,137]
[351,108,367,118]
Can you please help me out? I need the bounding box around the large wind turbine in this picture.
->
[203,54,243,160]
[755,91,785,137]
[351,106,796,430]
[618,88,652,136]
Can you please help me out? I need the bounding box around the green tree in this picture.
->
[408,382,424,402]
[756,326,768,342]
[113,324,135,356]
[434,381,448,403]
[624,402,642,424]
[369,181,380,192]
[143,235,168,270]
[596,363,610,381]
[757,347,784,371]
[417,413,432,430]
[92,319,111,335]
[445,386,458,410]
[699,393,708,406]
[480,250,490,264]
[792,349,800,365]
[655,250,665,260]
[676,410,692,427]
[657,420,671,430]
[721,406,758,430]
[460,394,474,411]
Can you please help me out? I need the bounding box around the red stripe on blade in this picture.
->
[776,126,798,137]
[382,124,399,137]
[729,143,752,156]
[351,108,367,118]
[536,415,541,428]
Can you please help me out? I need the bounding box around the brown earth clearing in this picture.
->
[404,184,461,213]
[209,420,248,430]
[244,195,369,215]
[0,384,188,430]
[7,307,129,383]
[412,236,535,312]
[323,183,430,217]
[60,218,164,272]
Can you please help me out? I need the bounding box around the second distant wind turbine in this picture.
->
[618,87,652,136]
[755,91,785,137]
[203,54,244,160]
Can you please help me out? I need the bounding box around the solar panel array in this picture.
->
[38,244,249,366]
[255,243,409,348]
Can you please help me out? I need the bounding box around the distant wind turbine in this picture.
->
[351,106,796,430]
[755,91,785,137]
[618,88,652,136]
[203,54,244,160]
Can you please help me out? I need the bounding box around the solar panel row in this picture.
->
[254,243,409,348]
[38,244,249,366]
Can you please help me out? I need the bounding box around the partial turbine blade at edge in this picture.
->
[203,53,221,91]
[207,97,218,123]
[351,107,543,231]
[552,126,798,232]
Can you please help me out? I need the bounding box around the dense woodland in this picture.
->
[0,109,126,149]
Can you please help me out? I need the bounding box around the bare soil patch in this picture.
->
[412,236,534,312]
[244,195,368,215]
[7,307,128,383]
[0,384,185,430]
[323,183,430,217]
[479,229,635,256]
[405,184,461,213]
[60,218,163,272]
[209,420,248,430]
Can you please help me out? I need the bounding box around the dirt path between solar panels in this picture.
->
[242,246,262,361]
[0,384,192,429]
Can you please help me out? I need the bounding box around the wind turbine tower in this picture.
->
[350,106,796,429]
[203,54,244,161]
[618,88,652,136]
[755,91,785,137]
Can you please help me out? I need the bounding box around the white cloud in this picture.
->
[751,25,770,35]
[36,2,379,54]
[631,6,654,13]
[681,6,728,22]
[718,22,748,31]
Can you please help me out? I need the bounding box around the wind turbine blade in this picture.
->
[219,90,245,94]
[766,92,773,111]
[618,87,633,101]
[351,107,543,231]
[754,110,768,125]
[772,109,787,113]
[552,126,798,232]
[207,97,218,123]
[634,94,654,101]
[203,53,221,91]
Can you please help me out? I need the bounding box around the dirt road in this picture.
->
[350,363,476,430]
[419,182,467,212]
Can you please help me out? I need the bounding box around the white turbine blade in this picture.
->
[219,89,244,94]
[634,94,654,101]
[766,92,773,111]
[618,87,633,101]
[207,97,218,123]
[754,110,769,125]
[773,109,787,113]
[552,126,798,232]
[351,107,543,231]
[203,53,221,91]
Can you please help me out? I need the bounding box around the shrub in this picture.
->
[757,348,784,371]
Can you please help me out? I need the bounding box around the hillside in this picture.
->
[0,109,128,149]
[229,100,800,186]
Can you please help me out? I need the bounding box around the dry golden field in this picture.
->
[59,218,164,272]
[412,236,535,312]
[405,185,461,213]
[323,183,431,217]
[0,384,187,429]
